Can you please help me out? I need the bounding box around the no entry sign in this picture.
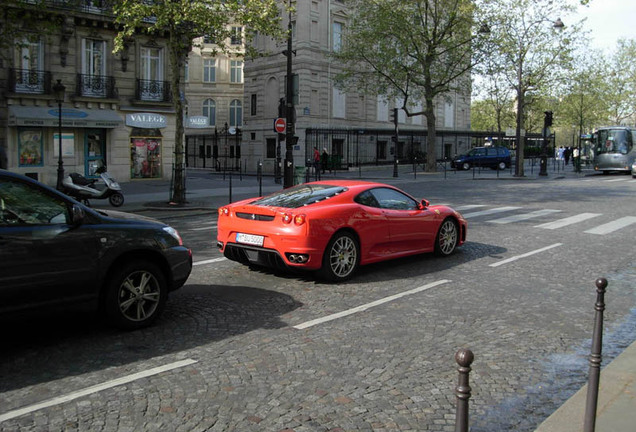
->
[274,117,286,133]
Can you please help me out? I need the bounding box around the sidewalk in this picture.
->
[534,339,636,432]
[93,160,595,213]
[92,162,634,429]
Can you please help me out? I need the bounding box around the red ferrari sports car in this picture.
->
[217,180,466,281]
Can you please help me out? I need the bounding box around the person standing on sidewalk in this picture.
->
[573,146,581,172]
[313,147,321,180]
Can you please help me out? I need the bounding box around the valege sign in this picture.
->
[126,113,167,129]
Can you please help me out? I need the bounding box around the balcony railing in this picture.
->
[76,73,118,98]
[8,68,51,95]
[136,79,172,103]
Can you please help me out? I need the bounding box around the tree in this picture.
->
[556,49,607,142]
[480,0,580,176]
[111,0,285,204]
[332,0,491,172]
[603,38,636,125]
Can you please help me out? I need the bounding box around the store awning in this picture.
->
[8,106,123,129]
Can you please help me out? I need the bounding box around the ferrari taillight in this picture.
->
[219,207,229,216]
[282,213,306,225]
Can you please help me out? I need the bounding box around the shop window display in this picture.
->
[131,138,161,178]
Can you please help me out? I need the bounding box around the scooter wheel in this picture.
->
[109,192,124,207]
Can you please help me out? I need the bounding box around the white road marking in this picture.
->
[584,216,636,235]
[193,257,227,266]
[293,280,451,330]
[0,359,198,423]
[489,243,563,268]
[535,213,602,229]
[190,225,217,231]
[455,205,488,210]
[488,209,562,224]
[603,178,628,182]
[462,206,521,218]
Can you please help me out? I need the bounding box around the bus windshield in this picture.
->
[595,128,633,155]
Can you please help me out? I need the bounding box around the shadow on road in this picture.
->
[0,285,302,392]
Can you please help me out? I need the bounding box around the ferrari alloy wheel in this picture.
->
[435,219,458,256]
[320,232,359,281]
[103,260,167,330]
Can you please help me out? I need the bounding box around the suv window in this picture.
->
[0,179,70,226]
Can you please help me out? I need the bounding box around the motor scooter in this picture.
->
[62,162,124,207]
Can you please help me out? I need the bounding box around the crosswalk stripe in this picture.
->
[535,213,602,229]
[489,209,562,224]
[584,216,636,235]
[462,206,521,218]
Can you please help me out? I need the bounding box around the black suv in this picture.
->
[451,146,511,170]
[0,169,192,330]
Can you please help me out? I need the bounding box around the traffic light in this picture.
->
[544,111,553,127]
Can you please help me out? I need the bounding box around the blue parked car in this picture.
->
[451,146,511,170]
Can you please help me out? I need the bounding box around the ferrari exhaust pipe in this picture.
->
[289,254,297,263]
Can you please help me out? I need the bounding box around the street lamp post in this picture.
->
[53,79,66,190]
[283,0,295,188]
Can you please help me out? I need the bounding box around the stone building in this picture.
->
[240,0,473,176]
[0,0,177,185]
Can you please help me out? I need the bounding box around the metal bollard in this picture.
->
[454,348,474,432]
[257,160,263,197]
[583,277,608,432]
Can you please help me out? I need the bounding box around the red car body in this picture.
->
[217,180,466,281]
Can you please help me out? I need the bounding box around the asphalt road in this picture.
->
[1,172,635,431]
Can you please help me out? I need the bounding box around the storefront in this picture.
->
[126,113,166,180]
[7,106,122,183]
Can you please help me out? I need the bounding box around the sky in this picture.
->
[570,0,636,51]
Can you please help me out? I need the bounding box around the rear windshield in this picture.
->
[251,184,347,208]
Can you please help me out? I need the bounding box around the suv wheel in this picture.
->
[497,161,507,170]
[461,162,471,170]
[103,260,167,330]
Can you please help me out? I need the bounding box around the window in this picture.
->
[231,27,243,45]
[184,60,189,83]
[333,88,345,118]
[229,99,243,127]
[140,46,164,101]
[445,101,454,128]
[250,94,257,116]
[368,188,418,210]
[203,99,216,127]
[0,179,69,226]
[377,97,389,122]
[14,37,43,93]
[230,60,243,83]
[82,39,106,97]
[332,22,343,52]
[203,58,216,83]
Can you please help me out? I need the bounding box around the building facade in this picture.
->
[184,29,246,172]
[242,0,473,175]
[0,1,177,185]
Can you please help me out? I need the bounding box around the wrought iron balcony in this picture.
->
[76,73,118,98]
[8,68,51,95]
[136,79,172,103]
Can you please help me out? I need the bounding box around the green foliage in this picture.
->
[332,0,488,171]
[109,0,285,203]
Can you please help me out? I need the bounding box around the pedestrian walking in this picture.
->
[573,147,580,172]
[321,148,330,173]
[564,147,571,165]
[313,147,321,179]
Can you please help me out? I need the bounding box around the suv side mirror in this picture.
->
[71,204,85,225]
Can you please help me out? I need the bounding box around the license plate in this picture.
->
[236,233,264,247]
